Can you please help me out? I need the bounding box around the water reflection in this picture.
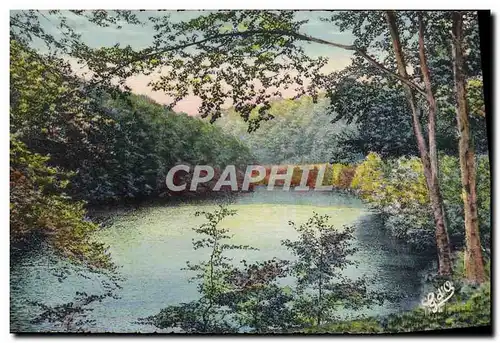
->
[11,189,431,332]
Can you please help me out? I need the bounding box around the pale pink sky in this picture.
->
[32,11,356,115]
[121,57,351,115]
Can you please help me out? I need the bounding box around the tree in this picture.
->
[328,79,417,158]
[282,213,380,326]
[222,258,295,333]
[319,11,454,275]
[450,11,485,284]
[326,11,486,278]
[141,206,257,333]
[389,10,487,282]
[217,96,359,164]
[385,11,452,276]
[9,39,112,172]
[10,38,253,204]
[10,137,116,272]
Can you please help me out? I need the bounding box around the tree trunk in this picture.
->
[416,13,454,276]
[385,11,452,275]
[451,11,485,284]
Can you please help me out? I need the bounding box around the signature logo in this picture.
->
[421,281,455,314]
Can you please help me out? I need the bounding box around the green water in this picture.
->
[10,188,431,332]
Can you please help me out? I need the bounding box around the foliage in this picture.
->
[313,10,489,186]
[306,282,490,333]
[11,137,121,332]
[69,93,253,203]
[330,163,356,190]
[9,9,491,333]
[10,137,114,272]
[283,212,380,326]
[10,38,124,333]
[74,10,327,130]
[327,77,420,158]
[476,156,491,253]
[439,154,491,250]
[29,288,119,333]
[10,39,253,205]
[467,78,486,118]
[11,11,485,143]
[10,39,113,171]
[384,282,490,332]
[349,152,491,252]
[350,152,387,203]
[141,206,258,333]
[144,209,378,333]
[304,317,384,334]
[217,96,359,165]
[221,259,296,333]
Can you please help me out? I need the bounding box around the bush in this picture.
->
[331,163,356,190]
[384,282,490,332]
[305,318,384,334]
[305,282,490,333]
[350,152,386,203]
[350,153,433,248]
[349,152,491,253]
[10,137,114,271]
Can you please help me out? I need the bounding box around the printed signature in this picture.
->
[421,281,455,314]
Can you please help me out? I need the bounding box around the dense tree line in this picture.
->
[11,40,253,205]
[216,96,357,164]
[10,38,253,273]
[216,92,488,165]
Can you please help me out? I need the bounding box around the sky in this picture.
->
[15,10,356,115]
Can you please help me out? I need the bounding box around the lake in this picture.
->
[10,188,432,332]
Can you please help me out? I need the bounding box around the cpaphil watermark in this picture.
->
[165,164,335,192]
[421,281,455,315]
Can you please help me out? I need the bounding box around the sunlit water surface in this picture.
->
[11,188,432,332]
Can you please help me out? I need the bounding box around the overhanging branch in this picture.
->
[94,28,427,97]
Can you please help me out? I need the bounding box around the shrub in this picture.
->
[304,318,384,334]
[331,163,356,190]
[350,152,387,204]
[305,282,490,333]
[10,137,114,271]
[349,152,491,252]
[350,153,434,247]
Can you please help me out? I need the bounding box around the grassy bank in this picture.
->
[304,281,490,334]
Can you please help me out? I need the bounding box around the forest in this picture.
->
[10,10,491,333]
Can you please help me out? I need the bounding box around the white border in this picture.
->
[2,2,499,342]
[5,0,500,10]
